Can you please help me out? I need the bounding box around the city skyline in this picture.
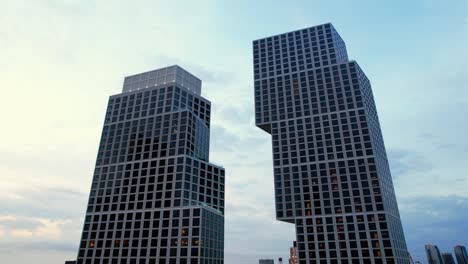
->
[0,1,467,264]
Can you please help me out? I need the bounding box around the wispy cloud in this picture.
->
[0,187,85,256]
[388,149,433,180]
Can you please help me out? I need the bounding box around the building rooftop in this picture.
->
[253,22,333,42]
[122,65,202,94]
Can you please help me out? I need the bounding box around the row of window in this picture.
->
[98,110,208,165]
[295,215,410,264]
[107,85,210,126]
[78,258,221,264]
[255,62,364,125]
[296,214,392,263]
[122,66,201,95]
[356,75,402,218]
[78,209,223,264]
[77,253,222,264]
[274,157,386,218]
[253,24,348,79]
[89,158,225,214]
[271,110,373,166]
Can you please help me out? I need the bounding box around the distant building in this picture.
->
[289,241,298,264]
[441,252,455,264]
[259,259,274,264]
[426,244,443,264]
[455,245,468,264]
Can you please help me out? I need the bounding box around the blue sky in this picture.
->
[0,0,467,263]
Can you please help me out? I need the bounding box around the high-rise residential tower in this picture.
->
[455,245,468,264]
[441,252,455,264]
[425,244,443,264]
[253,23,410,264]
[72,65,225,264]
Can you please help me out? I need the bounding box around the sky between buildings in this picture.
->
[0,0,467,263]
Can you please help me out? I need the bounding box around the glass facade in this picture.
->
[441,252,456,264]
[454,245,468,264]
[425,244,443,264]
[74,66,224,264]
[123,65,202,95]
[254,23,410,264]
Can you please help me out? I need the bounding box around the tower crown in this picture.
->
[122,65,202,94]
